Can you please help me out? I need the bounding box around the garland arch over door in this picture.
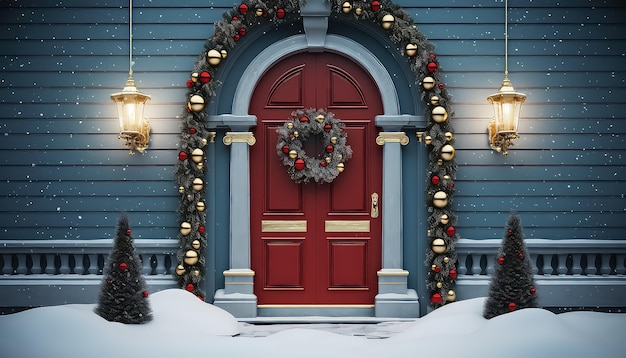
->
[175,0,460,318]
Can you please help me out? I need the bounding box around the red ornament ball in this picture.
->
[239,28,247,36]
[320,161,327,167]
[199,71,211,83]
[371,1,381,11]
[438,83,445,89]
[429,53,436,59]
[238,3,248,14]
[189,127,196,134]
[508,302,517,311]
[326,145,334,153]
[186,283,195,292]
[234,34,240,41]
[445,226,456,237]
[324,124,332,132]
[427,62,438,73]
[433,266,441,273]
[519,252,524,258]
[277,8,286,19]
[143,291,149,298]
[119,262,127,271]
[186,79,193,88]
[282,145,290,154]
[530,287,537,295]
[431,175,440,185]
[232,16,238,21]
[431,293,443,304]
[300,116,308,122]
[497,257,505,265]
[508,229,513,233]
[449,269,457,279]
[294,158,305,171]
[179,151,188,161]
[199,225,205,233]
[126,229,131,235]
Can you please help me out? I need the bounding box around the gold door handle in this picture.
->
[371,192,379,218]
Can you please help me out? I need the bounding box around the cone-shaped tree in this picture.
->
[95,214,152,324]
[483,213,538,319]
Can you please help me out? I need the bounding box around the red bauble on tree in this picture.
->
[186,283,195,292]
[449,269,457,279]
[428,62,438,73]
[446,226,456,237]
[119,262,127,271]
[508,302,517,311]
[179,151,187,161]
[371,1,381,12]
[497,257,505,265]
[431,293,443,304]
[431,175,440,185]
[276,8,286,19]
[294,158,305,171]
[238,3,248,14]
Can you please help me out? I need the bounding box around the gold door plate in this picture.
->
[262,220,307,232]
[325,220,370,233]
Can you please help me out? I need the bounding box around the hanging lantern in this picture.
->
[487,0,527,155]
[111,0,151,155]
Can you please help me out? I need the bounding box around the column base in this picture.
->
[375,290,420,318]
[213,289,257,318]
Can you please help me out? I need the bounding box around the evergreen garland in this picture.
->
[175,0,459,308]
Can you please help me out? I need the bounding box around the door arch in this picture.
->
[249,51,383,306]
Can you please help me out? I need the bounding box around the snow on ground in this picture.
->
[0,289,624,358]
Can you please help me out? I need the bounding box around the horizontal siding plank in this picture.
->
[455,227,624,240]
[1,180,175,196]
[1,227,179,240]
[0,133,186,150]
[453,134,625,151]
[454,150,624,165]
[0,149,178,165]
[456,181,625,197]
[0,166,176,181]
[456,166,624,181]
[454,212,626,229]
[0,196,178,212]
[0,212,178,228]
[454,196,624,212]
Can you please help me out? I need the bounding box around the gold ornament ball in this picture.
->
[430,95,440,105]
[431,238,447,254]
[437,159,443,166]
[436,282,443,288]
[192,177,204,191]
[201,138,208,147]
[342,1,352,13]
[381,14,395,30]
[337,162,345,173]
[193,270,200,276]
[440,214,449,225]
[445,132,453,141]
[431,106,448,123]
[443,175,451,180]
[255,8,263,16]
[180,222,192,236]
[405,43,418,57]
[191,148,204,163]
[422,76,435,90]
[289,150,298,159]
[220,49,228,59]
[315,114,325,123]
[175,265,185,276]
[196,163,203,170]
[433,191,448,208]
[184,250,199,265]
[191,72,199,83]
[441,144,455,161]
[178,186,185,194]
[325,157,332,163]
[192,239,201,250]
[446,290,457,302]
[196,201,206,212]
[443,256,450,263]
[207,49,222,66]
[294,131,299,138]
[424,135,432,145]
[355,7,362,15]
[330,136,338,144]
[188,94,205,112]
[287,122,294,129]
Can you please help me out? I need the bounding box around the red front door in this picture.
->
[250,52,383,305]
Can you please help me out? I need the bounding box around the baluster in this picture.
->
[2,254,13,274]
[600,254,612,276]
[585,254,597,275]
[616,254,626,276]
[471,253,482,275]
[141,254,152,275]
[556,254,568,275]
[457,253,468,275]
[485,254,496,275]
[155,254,166,275]
[530,254,539,275]
[542,254,554,276]
[59,254,70,274]
[45,254,56,274]
[87,254,99,274]
[15,254,28,274]
[74,254,85,274]
[99,254,107,274]
[30,253,43,274]
[571,254,583,276]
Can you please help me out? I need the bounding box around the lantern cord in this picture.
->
[129,0,133,78]
[504,0,509,79]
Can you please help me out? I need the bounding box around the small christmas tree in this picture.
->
[95,214,152,324]
[483,213,538,319]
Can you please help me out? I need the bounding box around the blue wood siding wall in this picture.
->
[0,0,624,245]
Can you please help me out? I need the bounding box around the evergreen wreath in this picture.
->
[175,0,459,309]
[276,109,352,184]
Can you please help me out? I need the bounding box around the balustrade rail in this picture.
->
[0,239,179,308]
[455,239,626,307]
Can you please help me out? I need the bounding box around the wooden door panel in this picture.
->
[250,51,382,305]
